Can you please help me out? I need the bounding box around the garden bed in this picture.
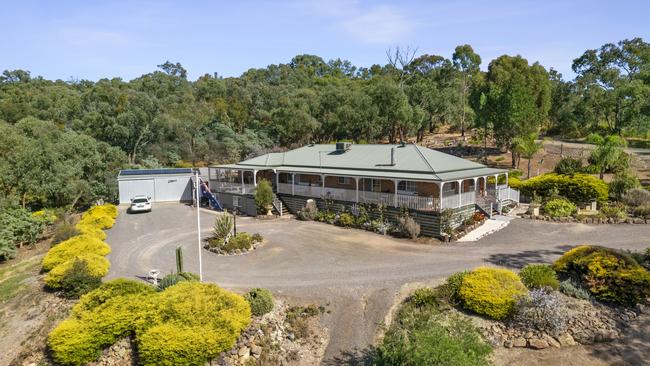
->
[475,292,647,350]
[518,213,649,224]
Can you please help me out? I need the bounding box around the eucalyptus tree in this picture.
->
[478,55,551,166]
[452,45,482,136]
[572,38,650,135]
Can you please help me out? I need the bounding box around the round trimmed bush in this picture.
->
[42,235,110,271]
[543,198,577,218]
[244,288,274,316]
[459,267,528,320]
[519,264,559,290]
[553,245,650,306]
[45,254,110,289]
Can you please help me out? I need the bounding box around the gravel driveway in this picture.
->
[106,203,650,364]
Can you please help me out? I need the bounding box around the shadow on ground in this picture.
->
[322,347,376,366]
[484,245,574,268]
[588,313,650,366]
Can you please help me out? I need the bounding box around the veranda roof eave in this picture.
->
[210,164,508,182]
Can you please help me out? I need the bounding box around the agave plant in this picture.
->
[213,214,234,242]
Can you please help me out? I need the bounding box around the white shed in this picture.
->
[117,168,196,204]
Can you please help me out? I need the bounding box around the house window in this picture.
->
[373,179,381,192]
[338,177,350,185]
[232,196,241,208]
[397,181,417,193]
[363,179,382,192]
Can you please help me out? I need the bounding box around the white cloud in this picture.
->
[294,1,414,44]
[340,5,413,44]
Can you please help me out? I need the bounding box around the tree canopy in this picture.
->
[1,38,648,209]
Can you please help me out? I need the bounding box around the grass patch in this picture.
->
[0,272,31,303]
[375,284,492,366]
[0,256,40,304]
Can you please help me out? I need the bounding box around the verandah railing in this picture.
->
[276,182,475,211]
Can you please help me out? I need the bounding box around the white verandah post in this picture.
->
[457,180,462,208]
[240,170,244,193]
[355,177,359,203]
[253,170,257,187]
[393,180,399,208]
[321,174,325,197]
[439,181,444,211]
[291,173,295,196]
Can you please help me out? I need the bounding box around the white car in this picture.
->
[129,195,152,213]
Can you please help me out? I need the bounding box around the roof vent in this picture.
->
[335,142,352,152]
[399,140,406,147]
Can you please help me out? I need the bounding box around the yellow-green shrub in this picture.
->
[73,279,155,315]
[48,281,251,366]
[42,235,110,271]
[552,245,594,272]
[519,173,609,203]
[75,225,107,241]
[86,204,118,219]
[459,267,527,320]
[138,324,235,366]
[48,319,103,366]
[553,245,650,306]
[45,254,110,288]
[76,204,117,231]
[49,293,156,366]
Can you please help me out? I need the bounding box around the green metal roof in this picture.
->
[212,143,507,182]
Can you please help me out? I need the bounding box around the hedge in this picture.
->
[44,254,110,289]
[48,282,251,366]
[459,267,527,320]
[42,235,110,271]
[519,173,608,203]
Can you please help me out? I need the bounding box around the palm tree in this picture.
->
[512,133,543,179]
[589,135,628,179]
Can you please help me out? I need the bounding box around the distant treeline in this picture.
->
[0,38,648,208]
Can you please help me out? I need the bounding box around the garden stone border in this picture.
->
[517,214,649,225]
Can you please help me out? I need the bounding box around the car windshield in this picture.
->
[132,198,148,203]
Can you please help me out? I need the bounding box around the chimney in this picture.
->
[391,147,396,166]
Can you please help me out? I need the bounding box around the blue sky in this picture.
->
[2,0,648,81]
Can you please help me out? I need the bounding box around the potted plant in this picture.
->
[528,192,541,216]
[254,179,274,216]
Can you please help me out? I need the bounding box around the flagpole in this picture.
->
[195,170,203,282]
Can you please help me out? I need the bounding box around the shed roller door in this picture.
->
[154,177,192,202]
[119,179,155,204]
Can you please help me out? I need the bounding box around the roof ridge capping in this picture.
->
[412,144,437,174]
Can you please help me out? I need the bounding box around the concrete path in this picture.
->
[458,215,512,242]
[106,203,650,364]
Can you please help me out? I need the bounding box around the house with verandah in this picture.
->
[208,142,519,237]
